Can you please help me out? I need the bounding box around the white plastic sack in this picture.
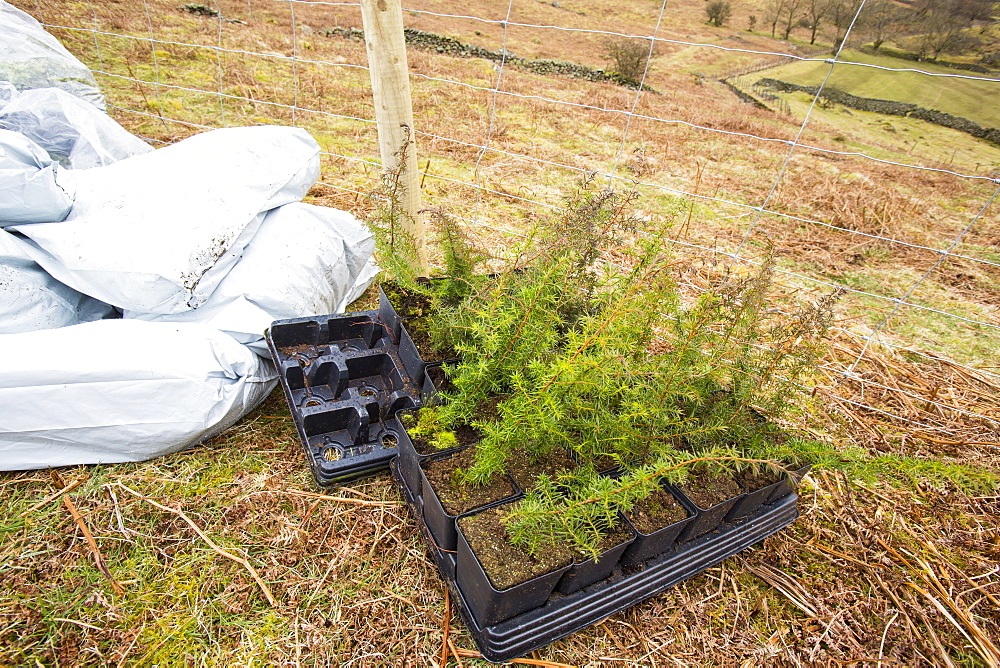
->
[0,80,14,106]
[0,86,152,168]
[124,201,379,356]
[0,227,114,333]
[12,126,321,314]
[0,128,74,225]
[0,1,104,109]
[343,257,381,311]
[0,319,277,470]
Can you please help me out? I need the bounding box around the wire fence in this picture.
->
[23,0,1000,443]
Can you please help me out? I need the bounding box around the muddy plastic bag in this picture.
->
[0,86,152,168]
[12,126,320,314]
[124,201,379,357]
[0,319,277,470]
[0,1,103,109]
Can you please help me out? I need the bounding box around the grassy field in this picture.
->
[744,48,1000,128]
[2,0,1000,665]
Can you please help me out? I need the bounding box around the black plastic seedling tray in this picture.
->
[391,458,799,663]
[388,360,806,661]
[270,288,805,661]
[266,289,434,486]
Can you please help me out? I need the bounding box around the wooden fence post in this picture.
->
[359,0,427,273]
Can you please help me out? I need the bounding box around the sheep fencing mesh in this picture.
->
[22,0,1000,453]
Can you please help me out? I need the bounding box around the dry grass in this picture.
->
[2,384,997,665]
[2,0,999,664]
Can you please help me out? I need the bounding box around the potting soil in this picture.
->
[626,485,690,533]
[459,506,574,591]
[423,447,516,515]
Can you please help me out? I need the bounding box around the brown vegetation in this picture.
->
[2,0,998,664]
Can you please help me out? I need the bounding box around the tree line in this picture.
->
[706,0,997,61]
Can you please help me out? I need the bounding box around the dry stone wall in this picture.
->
[757,78,1000,146]
[322,26,654,91]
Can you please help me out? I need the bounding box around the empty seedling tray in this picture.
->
[266,297,430,485]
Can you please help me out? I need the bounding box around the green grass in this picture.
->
[750,49,1000,129]
[773,90,1000,175]
[0,394,454,665]
[782,257,1000,370]
[3,0,1000,663]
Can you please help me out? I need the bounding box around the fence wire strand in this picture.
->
[90,62,1000,306]
[845,185,1000,375]
[609,0,669,176]
[44,22,998,185]
[735,0,868,255]
[276,0,1000,84]
[288,0,299,124]
[31,0,1000,437]
[471,0,515,228]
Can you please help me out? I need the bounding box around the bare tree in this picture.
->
[918,15,978,59]
[804,0,833,44]
[828,0,863,48]
[779,0,806,40]
[860,0,908,51]
[763,0,788,37]
[952,0,997,35]
[916,0,995,24]
[911,0,982,59]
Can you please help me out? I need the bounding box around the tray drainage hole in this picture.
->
[291,353,312,367]
[359,386,378,398]
[304,399,322,407]
[382,434,398,448]
[323,446,343,461]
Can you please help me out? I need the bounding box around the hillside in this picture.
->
[2,0,999,665]
[745,48,1000,128]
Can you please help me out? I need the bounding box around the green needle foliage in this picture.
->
[433,208,485,304]
[366,136,426,289]
[369,172,997,558]
[424,176,646,427]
